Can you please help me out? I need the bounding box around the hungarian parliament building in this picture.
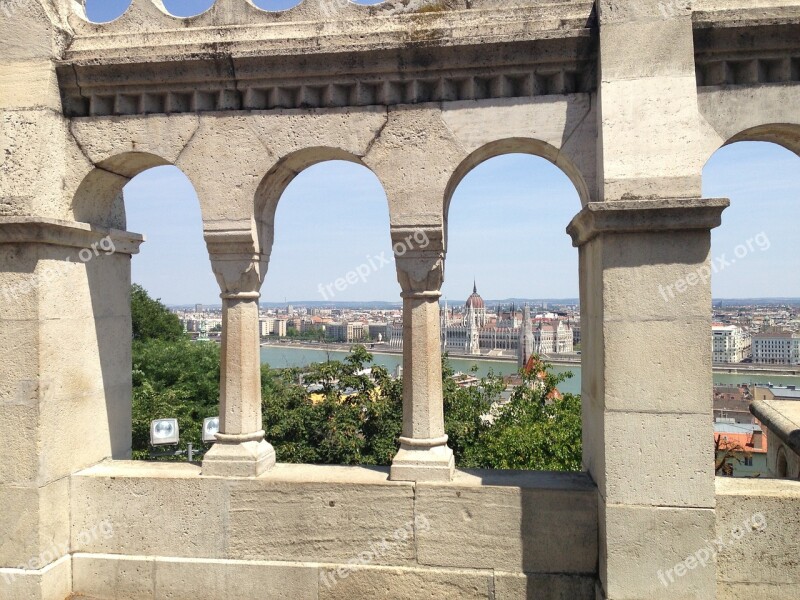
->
[388,283,575,366]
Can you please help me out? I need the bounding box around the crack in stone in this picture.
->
[363,108,391,159]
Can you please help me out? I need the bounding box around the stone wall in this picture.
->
[68,463,597,600]
[2,1,800,599]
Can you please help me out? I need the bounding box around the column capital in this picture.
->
[395,252,444,297]
[204,225,267,297]
[392,225,445,296]
[566,198,729,247]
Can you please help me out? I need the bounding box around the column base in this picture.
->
[390,437,455,482]
[201,437,276,478]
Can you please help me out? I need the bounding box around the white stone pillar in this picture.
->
[390,227,454,482]
[0,219,142,598]
[202,228,275,477]
[568,199,728,600]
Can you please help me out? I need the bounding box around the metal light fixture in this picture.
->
[150,418,179,446]
[202,417,220,443]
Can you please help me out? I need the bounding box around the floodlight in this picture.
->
[202,417,220,443]
[150,418,179,446]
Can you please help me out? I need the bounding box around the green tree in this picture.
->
[442,357,500,466]
[130,285,219,458]
[131,283,184,342]
[262,346,403,466]
[129,285,582,472]
[468,364,582,471]
[131,339,220,458]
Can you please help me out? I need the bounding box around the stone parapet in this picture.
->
[69,462,598,594]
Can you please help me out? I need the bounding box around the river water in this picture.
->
[261,345,800,397]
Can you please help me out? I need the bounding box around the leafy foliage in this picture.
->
[130,286,582,470]
[131,283,185,342]
[132,338,221,458]
[262,346,403,465]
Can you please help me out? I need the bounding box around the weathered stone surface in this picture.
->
[156,557,318,600]
[603,319,712,414]
[318,565,491,600]
[73,554,319,600]
[601,504,716,600]
[227,478,415,564]
[416,471,597,573]
[71,463,227,559]
[0,555,71,600]
[0,478,70,571]
[601,411,716,508]
[599,230,714,321]
[72,555,155,600]
[717,582,800,600]
[4,1,800,599]
[715,478,800,587]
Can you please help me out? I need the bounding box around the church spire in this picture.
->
[473,279,477,295]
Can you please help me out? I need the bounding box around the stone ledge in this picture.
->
[71,554,598,600]
[567,198,730,247]
[0,554,71,600]
[715,477,800,588]
[0,217,144,255]
[750,400,800,455]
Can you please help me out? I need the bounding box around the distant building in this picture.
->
[389,283,574,359]
[713,384,754,424]
[518,305,534,368]
[712,324,750,363]
[260,318,287,337]
[327,322,367,343]
[714,422,768,477]
[273,319,287,337]
[752,327,800,365]
[368,323,389,342]
[464,282,488,327]
[259,318,272,337]
[751,384,800,403]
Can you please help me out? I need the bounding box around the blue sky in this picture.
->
[85,0,383,21]
[84,3,800,306]
[123,143,800,305]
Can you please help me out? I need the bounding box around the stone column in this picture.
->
[568,199,728,600]
[390,227,454,482]
[201,228,275,477]
[0,218,142,599]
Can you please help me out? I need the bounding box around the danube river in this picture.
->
[260,346,800,397]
